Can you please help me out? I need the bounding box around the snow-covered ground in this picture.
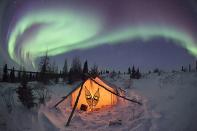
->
[0,72,197,131]
[134,72,197,131]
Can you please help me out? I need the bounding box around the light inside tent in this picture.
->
[71,77,118,111]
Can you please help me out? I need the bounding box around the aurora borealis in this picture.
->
[1,0,197,70]
[8,9,103,67]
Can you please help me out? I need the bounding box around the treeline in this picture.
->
[1,64,40,83]
[0,53,59,84]
[181,61,197,72]
[0,53,108,84]
[127,66,141,79]
[0,55,144,84]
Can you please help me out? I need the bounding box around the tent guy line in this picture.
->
[87,74,142,105]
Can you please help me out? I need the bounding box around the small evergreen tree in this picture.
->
[32,74,35,81]
[51,60,57,80]
[63,59,68,77]
[18,71,21,82]
[29,72,32,81]
[90,64,99,77]
[181,66,186,72]
[117,71,121,78]
[130,66,136,79]
[17,66,22,82]
[10,67,15,83]
[118,71,121,75]
[71,57,82,74]
[51,60,56,73]
[82,60,88,79]
[2,64,8,82]
[39,51,51,84]
[135,68,141,79]
[83,60,88,74]
[67,69,74,84]
[35,72,39,81]
[189,64,191,72]
[17,70,35,109]
[128,67,131,74]
[55,65,59,83]
[196,60,197,71]
[106,70,109,74]
[153,68,159,73]
[110,70,117,80]
[69,57,82,82]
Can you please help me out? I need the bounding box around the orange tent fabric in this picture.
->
[71,77,118,110]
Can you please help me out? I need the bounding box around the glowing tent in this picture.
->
[54,74,142,126]
[71,77,118,111]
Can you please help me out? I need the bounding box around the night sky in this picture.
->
[0,0,197,71]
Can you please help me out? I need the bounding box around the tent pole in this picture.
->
[65,82,85,127]
[53,82,82,109]
[53,97,67,109]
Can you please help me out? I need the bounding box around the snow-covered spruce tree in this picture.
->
[17,71,35,109]
[51,60,59,82]
[28,72,32,81]
[189,64,191,72]
[10,67,15,83]
[128,67,131,75]
[90,64,99,77]
[181,66,184,72]
[39,51,51,84]
[62,58,68,81]
[67,68,74,84]
[83,60,88,74]
[106,70,109,74]
[55,65,59,83]
[17,71,21,82]
[135,68,141,79]
[110,70,117,80]
[196,60,197,71]
[82,60,88,79]
[118,71,121,75]
[72,57,82,75]
[68,57,82,83]
[17,66,22,82]
[2,64,8,82]
[130,66,136,79]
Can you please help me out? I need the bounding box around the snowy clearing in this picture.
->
[0,72,197,131]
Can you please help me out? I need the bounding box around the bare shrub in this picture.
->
[0,86,15,113]
[33,83,50,106]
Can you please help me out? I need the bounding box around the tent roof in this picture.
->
[97,76,119,90]
[61,81,83,99]
[66,76,119,98]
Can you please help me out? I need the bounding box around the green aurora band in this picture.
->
[8,9,197,68]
